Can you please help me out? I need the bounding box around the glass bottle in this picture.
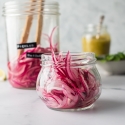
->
[82,24,111,56]
[36,52,101,111]
[3,0,60,88]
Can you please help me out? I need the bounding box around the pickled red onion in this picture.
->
[8,45,58,88]
[37,27,101,109]
[38,62,100,109]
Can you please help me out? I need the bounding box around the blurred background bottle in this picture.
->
[82,24,111,56]
[82,16,111,57]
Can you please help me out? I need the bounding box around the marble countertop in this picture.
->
[0,75,125,125]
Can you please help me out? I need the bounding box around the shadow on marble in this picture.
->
[101,76,125,89]
[46,98,125,114]
[71,98,125,114]
[12,87,36,90]
[94,98,125,111]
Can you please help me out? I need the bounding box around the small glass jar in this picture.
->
[36,52,101,111]
[82,24,111,56]
[3,0,60,88]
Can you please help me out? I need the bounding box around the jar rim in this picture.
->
[3,0,60,16]
[41,52,96,67]
[4,0,59,6]
[85,24,107,29]
[42,52,95,56]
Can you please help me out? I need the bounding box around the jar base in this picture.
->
[48,104,94,112]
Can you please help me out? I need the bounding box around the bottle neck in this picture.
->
[86,24,107,32]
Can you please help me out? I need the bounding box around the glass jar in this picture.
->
[36,52,101,111]
[2,0,60,88]
[82,24,111,56]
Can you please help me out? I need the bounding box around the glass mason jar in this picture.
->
[82,24,111,56]
[2,0,60,88]
[36,52,101,111]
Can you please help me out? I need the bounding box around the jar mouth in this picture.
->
[41,52,96,67]
[84,24,107,31]
[3,0,60,16]
[4,0,58,6]
[86,24,107,28]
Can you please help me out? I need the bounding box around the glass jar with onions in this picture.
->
[36,52,101,111]
[3,0,60,88]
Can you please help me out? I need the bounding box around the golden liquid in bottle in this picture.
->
[82,34,111,56]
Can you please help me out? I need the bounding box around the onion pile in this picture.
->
[8,45,58,88]
[37,27,101,109]
[37,53,100,109]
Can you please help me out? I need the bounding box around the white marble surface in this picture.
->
[0,75,125,125]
